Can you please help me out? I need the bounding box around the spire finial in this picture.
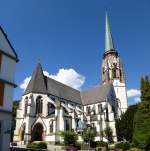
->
[105,13,115,52]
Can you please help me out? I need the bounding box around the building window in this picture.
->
[63,107,69,116]
[47,103,55,115]
[86,106,90,115]
[50,120,53,133]
[36,96,43,114]
[65,119,70,131]
[50,96,55,101]
[98,104,103,113]
[105,107,109,122]
[24,97,28,116]
[0,81,4,106]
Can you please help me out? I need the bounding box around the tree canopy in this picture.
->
[116,104,138,142]
[133,76,150,149]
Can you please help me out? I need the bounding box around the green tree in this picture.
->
[116,104,138,142]
[140,76,150,101]
[103,126,113,143]
[82,127,97,146]
[60,131,78,146]
[11,100,19,141]
[133,76,150,149]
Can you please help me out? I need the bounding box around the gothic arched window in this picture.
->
[49,120,53,133]
[36,96,43,114]
[24,97,28,116]
[47,102,55,115]
[86,106,90,115]
[65,119,70,131]
[98,104,103,113]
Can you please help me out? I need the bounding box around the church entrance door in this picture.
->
[31,123,43,141]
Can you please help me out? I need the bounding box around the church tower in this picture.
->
[102,14,128,113]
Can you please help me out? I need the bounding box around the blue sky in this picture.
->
[0,0,150,105]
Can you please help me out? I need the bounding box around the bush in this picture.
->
[37,142,47,149]
[26,143,38,149]
[109,143,115,150]
[60,131,78,146]
[103,126,113,143]
[128,148,145,151]
[90,141,96,148]
[75,142,82,150]
[26,142,47,149]
[96,141,108,147]
[115,142,130,151]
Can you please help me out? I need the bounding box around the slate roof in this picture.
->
[24,64,82,104]
[24,64,113,105]
[24,64,47,95]
[46,77,81,104]
[81,83,113,105]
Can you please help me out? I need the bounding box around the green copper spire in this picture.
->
[105,13,115,52]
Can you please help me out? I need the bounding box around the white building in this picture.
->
[0,26,18,151]
[14,15,128,144]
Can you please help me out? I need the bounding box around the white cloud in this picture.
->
[20,76,31,90]
[127,89,141,98]
[134,97,141,103]
[127,89,141,104]
[49,68,85,90]
[20,68,85,91]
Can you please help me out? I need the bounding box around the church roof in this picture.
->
[105,13,115,52]
[24,63,47,95]
[24,64,82,104]
[24,64,113,105]
[46,77,81,104]
[81,83,113,105]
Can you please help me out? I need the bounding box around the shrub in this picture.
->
[26,142,47,149]
[96,141,108,147]
[109,143,115,150]
[103,126,113,143]
[60,131,78,146]
[115,142,130,151]
[128,148,145,151]
[123,142,131,150]
[82,127,97,146]
[76,142,83,150]
[90,141,97,148]
[26,143,38,149]
[37,142,47,149]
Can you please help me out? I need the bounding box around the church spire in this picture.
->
[24,63,47,95]
[105,13,115,52]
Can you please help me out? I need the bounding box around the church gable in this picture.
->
[0,26,18,61]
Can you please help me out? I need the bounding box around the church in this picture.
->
[14,15,128,144]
